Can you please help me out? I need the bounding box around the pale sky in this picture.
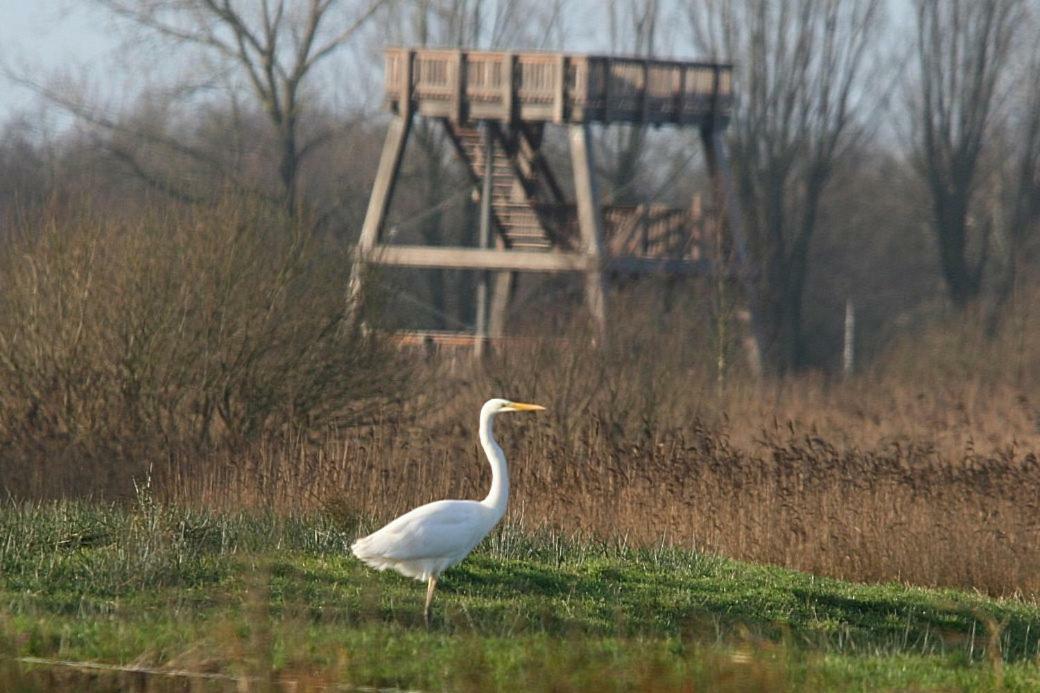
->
[1,0,915,130]
[1,2,113,118]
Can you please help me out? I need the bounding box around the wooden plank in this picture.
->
[369,245,705,276]
[451,50,465,123]
[369,245,590,272]
[553,55,567,123]
[568,123,609,342]
[676,65,686,121]
[384,48,401,111]
[402,49,414,118]
[417,102,452,119]
[489,235,513,339]
[350,113,413,320]
[568,56,584,121]
[640,60,650,122]
[474,123,494,357]
[503,53,516,124]
[393,330,566,350]
[357,115,412,253]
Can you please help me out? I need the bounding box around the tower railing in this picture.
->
[385,48,732,126]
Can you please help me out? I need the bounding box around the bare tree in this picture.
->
[689,0,884,372]
[986,32,1040,332]
[909,0,1024,309]
[12,0,388,217]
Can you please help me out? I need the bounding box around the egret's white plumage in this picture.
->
[351,398,544,623]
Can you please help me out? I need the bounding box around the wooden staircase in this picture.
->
[445,121,569,251]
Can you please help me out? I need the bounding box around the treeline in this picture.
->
[1,0,1039,375]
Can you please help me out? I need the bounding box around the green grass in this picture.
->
[2,498,1040,691]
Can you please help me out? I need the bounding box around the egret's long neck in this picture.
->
[479,408,509,515]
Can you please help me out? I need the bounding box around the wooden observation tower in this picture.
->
[353,48,754,357]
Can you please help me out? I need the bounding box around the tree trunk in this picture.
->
[279,120,299,219]
[934,195,980,309]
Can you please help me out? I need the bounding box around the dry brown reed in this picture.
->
[165,383,1040,599]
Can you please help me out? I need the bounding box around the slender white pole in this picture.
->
[843,299,855,378]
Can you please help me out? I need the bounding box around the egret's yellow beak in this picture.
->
[507,402,545,412]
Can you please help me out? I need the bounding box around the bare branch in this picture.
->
[103,139,207,205]
[91,0,238,58]
[6,71,229,175]
[304,0,390,72]
[64,0,386,215]
[910,0,1024,307]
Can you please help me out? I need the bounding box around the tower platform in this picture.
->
[383,48,732,127]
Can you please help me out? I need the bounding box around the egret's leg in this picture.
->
[424,575,438,626]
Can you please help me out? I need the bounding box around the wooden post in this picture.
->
[400,49,414,118]
[553,55,568,123]
[474,122,494,358]
[569,123,608,345]
[503,53,516,124]
[349,112,412,320]
[489,234,513,340]
[640,60,650,123]
[701,125,764,376]
[451,50,465,123]
[490,120,514,340]
[676,65,686,123]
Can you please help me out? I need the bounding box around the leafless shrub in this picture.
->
[0,196,412,497]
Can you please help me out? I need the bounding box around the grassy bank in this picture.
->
[2,501,1040,691]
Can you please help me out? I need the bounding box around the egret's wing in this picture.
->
[356,500,489,562]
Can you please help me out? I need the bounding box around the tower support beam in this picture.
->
[569,124,609,344]
[474,122,494,357]
[350,113,412,318]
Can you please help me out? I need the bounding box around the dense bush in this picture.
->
[0,197,411,496]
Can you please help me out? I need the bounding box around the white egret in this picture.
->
[350,398,545,624]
